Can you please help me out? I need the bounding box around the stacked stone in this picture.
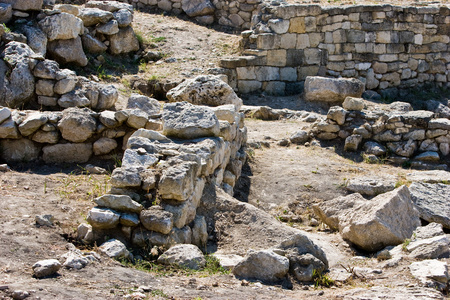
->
[312,97,450,169]
[0,94,163,163]
[220,4,450,95]
[82,101,247,250]
[118,0,261,28]
[0,1,139,67]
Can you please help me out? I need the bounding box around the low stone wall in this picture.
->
[0,99,162,163]
[78,101,247,250]
[312,98,450,169]
[219,4,450,95]
[105,0,263,29]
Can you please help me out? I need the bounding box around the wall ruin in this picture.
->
[219,4,450,95]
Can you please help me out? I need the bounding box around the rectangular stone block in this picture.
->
[327,62,345,72]
[304,48,323,65]
[399,31,415,43]
[238,80,262,94]
[333,29,347,43]
[289,17,306,33]
[298,65,320,81]
[296,34,310,49]
[355,43,374,53]
[263,81,286,96]
[255,66,280,81]
[309,32,323,47]
[376,31,391,43]
[257,33,279,49]
[387,43,405,53]
[374,44,386,54]
[280,33,297,49]
[347,30,365,43]
[286,49,304,67]
[379,54,398,62]
[280,67,297,82]
[236,67,256,80]
[266,49,287,67]
[305,16,317,32]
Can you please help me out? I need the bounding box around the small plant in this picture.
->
[402,238,411,252]
[311,168,319,174]
[312,269,334,288]
[204,254,229,275]
[151,289,168,298]
[3,23,11,33]
[152,36,166,43]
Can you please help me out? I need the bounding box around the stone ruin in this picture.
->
[1,0,450,292]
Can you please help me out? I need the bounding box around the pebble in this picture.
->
[12,290,29,300]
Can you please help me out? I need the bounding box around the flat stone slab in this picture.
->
[409,182,450,229]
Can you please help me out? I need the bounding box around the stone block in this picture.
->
[280,67,297,82]
[289,17,306,33]
[308,32,322,47]
[286,49,304,67]
[296,34,310,49]
[255,67,280,81]
[304,48,323,65]
[266,49,286,67]
[298,66,320,81]
[236,67,256,80]
[238,80,261,94]
[256,33,279,50]
[263,81,285,96]
[280,33,296,49]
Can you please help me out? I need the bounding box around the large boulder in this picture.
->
[19,25,47,56]
[0,42,35,108]
[313,186,421,251]
[140,206,174,234]
[81,34,107,54]
[85,1,133,12]
[0,0,43,11]
[409,182,450,229]
[304,76,365,103]
[78,8,113,27]
[86,207,120,229]
[47,36,88,66]
[57,107,97,142]
[233,250,289,282]
[0,3,12,25]
[181,0,215,17]
[99,239,130,259]
[42,143,92,163]
[38,12,84,41]
[108,27,139,55]
[0,138,40,162]
[345,177,396,196]
[157,244,206,270]
[126,94,161,116]
[162,101,220,139]
[167,75,242,110]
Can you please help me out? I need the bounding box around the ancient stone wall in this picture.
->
[313,98,450,168]
[112,0,263,29]
[219,4,450,95]
[78,102,247,250]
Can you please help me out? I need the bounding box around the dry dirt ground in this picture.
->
[1,5,450,300]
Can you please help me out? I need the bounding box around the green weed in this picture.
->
[312,269,334,288]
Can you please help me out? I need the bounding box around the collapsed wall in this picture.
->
[0,0,140,109]
[313,97,450,169]
[219,4,450,95]
[100,0,263,29]
[79,101,247,250]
